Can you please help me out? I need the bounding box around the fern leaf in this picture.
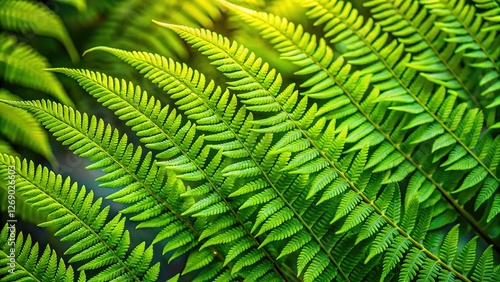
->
[0,34,73,106]
[0,90,54,163]
[0,0,79,62]
[440,225,460,264]
[454,237,478,274]
[365,0,479,104]
[0,154,160,281]
[0,224,86,282]
[420,0,500,124]
[49,67,289,280]
[222,0,500,249]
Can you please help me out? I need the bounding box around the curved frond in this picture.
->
[0,0,79,62]
[220,1,500,248]
[419,0,500,127]
[47,68,290,280]
[0,90,54,162]
[0,34,73,106]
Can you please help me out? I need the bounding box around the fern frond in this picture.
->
[0,0,79,62]
[297,0,500,225]
[0,98,234,274]
[47,68,292,280]
[0,34,73,106]
[219,0,500,249]
[0,224,86,282]
[364,0,480,105]
[0,90,54,163]
[0,154,160,282]
[419,0,500,127]
[153,5,496,279]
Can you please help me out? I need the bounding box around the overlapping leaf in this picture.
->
[0,154,160,282]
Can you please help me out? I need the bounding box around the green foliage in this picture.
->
[0,154,160,281]
[0,0,78,62]
[0,0,79,163]
[0,224,86,281]
[0,89,53,164]
[0,0,499,281]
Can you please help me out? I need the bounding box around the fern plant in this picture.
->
[0,0,79,165]
[1,0,499,281]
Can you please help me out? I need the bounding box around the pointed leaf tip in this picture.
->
[152,20,173,28]
[151,19,162,25]
[82,46,112,57]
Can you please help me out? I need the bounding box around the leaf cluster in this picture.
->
[0,0,499,281]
